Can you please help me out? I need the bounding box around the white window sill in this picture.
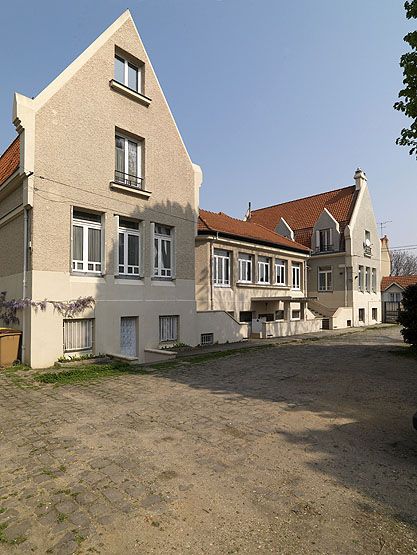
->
[110,181,151,199]
[214,284,231,288]
[70,273,105,283]
[152,278,175,286]
[109,79,152,106]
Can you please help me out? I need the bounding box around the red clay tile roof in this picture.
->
[249,186,358,248]
[198,209,310,253]
[381,275,417,291]
[0,136,20,186]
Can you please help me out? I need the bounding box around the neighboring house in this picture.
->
[0,11,203,368]
[248,169,381,328]
[195,209,321,338]
[381,275,417,322]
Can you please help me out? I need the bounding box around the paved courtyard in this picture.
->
[1,327,417,554]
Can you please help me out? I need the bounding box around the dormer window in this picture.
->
[318,228,333,252]
[115,54,142,94]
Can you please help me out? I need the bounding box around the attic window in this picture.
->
[115,54,142,94]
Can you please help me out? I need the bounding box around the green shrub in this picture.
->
[398,284,417,347]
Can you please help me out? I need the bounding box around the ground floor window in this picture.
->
[372,308,378,320]
[63,319,93,352]
[359,308,365,322]
[200,333,214,346]
[275,310,285,320]
[159,315,179,342]
[239,311,253,323]
[291,309,301,320]
[258,313,274,321]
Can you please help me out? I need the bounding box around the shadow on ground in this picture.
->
[153,330,417,530]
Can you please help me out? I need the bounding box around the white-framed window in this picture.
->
[115,134,143,189]
[371,268,377,292]
[72,210,102,273]
[154,224,173,278]
[201,333,214,346]
[365,267,371,292]
[318,228,333,252]
[275,259,286,285]
[258,256,270,284]
[159,315,179,342]
[358,308,365,322]
[390,292,402,302]
[372,308,378,320]
[292,262,301,290]
[238,253,252,283]
[318,266,332,291]
[275,309,285,321]
[63,319,93,353]
[358,265,364,291]
[115,54,142,93]
[213,249,230,286]
[291,309,301,320]
[118,218,140,276]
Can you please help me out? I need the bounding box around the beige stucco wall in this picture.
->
[0,215,24,278]
[196,311,249,344]
[195,235,308,320]
[10,13,203,367]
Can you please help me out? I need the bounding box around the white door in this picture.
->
[120,317,137,357]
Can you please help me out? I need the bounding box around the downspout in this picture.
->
[209,241,214,310]
[21,207,28,364]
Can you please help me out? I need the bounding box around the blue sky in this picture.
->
[0,0,415,248]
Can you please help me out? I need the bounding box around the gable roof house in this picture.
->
[0,11,204,367]
[195,209,322,340]
[249,169,382,328]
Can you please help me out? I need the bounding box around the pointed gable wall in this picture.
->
[22,12,200,275]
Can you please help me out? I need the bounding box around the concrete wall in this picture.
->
[263,317,321,338]
[196,311,249,344]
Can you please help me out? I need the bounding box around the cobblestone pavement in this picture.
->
[1,327,417,554]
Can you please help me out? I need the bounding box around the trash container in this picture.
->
[0,328,22,367]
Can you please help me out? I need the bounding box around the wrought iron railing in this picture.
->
[364,245,372,256]
[114,170,144,190]
[314,244,334,253]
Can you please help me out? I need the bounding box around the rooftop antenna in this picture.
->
[378,220,392,236]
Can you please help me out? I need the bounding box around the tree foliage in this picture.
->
[0,292,95,326]
[390,250,417,275]
[398,284,417,346]
[394,0,417,157]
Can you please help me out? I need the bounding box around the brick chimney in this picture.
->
[354,168,367,190]
[380,235,391,276]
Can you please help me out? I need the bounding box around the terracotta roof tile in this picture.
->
[0,136,20,186]
[198,209,309,253]
[249,186,358,248]
[381,275,417,291]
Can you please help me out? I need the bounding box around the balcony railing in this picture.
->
[314,244,334,254]
[364,245,372,257]
[114,170,144,190]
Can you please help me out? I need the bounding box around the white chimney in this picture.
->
[354,168,367,191]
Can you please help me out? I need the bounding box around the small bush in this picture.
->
[398,284,417,347]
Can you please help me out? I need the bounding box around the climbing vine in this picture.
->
[0,291,95,326]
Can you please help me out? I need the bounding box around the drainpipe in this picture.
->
[209,241,214,310]
[21,207,29,364]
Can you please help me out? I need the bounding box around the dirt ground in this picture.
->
[1,326,417,554]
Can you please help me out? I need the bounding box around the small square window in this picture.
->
[200,333,214,346]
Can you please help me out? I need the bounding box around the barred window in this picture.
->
[63,319,93,352]
[159,316,179,342]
